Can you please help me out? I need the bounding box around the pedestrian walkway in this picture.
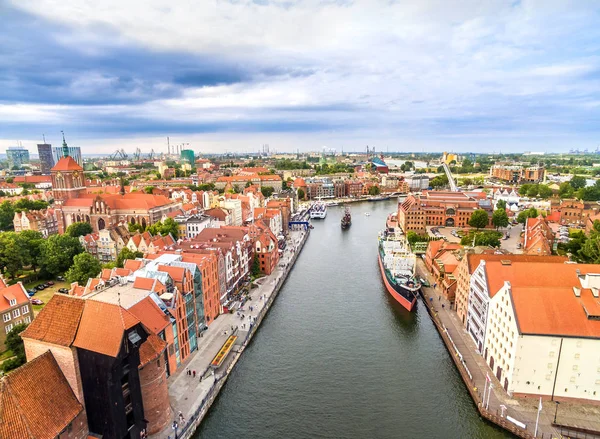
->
[416,259,600,439]
[151,230,307,439]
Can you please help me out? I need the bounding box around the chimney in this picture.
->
[573,287,581,297]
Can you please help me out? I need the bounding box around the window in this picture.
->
[5,324,13,334]
[9,299,16,307]
[12,309,20,318]
[21,305,29,314]
[24,316,31,324]
[2,313,10,323]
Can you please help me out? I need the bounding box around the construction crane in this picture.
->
[110,149,128,160]
[148,149,155,160]
[133,148,141,161]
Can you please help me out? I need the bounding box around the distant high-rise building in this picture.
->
[37,143,54,174]
[181,149,195,166]
[6,146,30,169]
[52,145,82,166]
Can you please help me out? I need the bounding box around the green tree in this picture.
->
[526,184,539,198]
[66,222,93,238]
[13,199,49,211]
[558,181,574,198]
[147,218,179,239]
[65,253,102,285]
[496,199,507,211]
[144,186,155,194]
[579,235,600,264]
[261,186,275,198]
[570,175,587,189]
[461,231,501,248]
[0,200,15,231]
[128,222,145,233]
[518,184,532,196]
[0,232,25,278]
[17,230,44,271]
[516,207,539,224]
[577,186,600,201]
[492,208,509,229]
[39,234,84,277]
[368,185,381,196]
[251,254,261,277]
[297,188,305,200]
[2,323,28,372]
[468,209,489,230]
[116,247,143,268]
[430,174,449,188]
[537,185,553,199]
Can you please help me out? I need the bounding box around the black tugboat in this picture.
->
[341,206,352,229]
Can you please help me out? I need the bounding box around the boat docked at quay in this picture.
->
[377,223,421,311]
[309,202,327,219]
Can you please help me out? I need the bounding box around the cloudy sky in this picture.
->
[1,0,600,155]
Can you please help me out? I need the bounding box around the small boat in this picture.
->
[368,195,391,202]
[365,212,371,216]
[341,206,352,229]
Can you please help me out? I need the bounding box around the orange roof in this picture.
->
[124,259,143,271]
[139,333,167,367]
[13,175,52,183]
[157,265,185,282]
[0,283,29,312]
[21,295,85,347]
[73,301,139,357]
[466,253,567,274]
[129,296,169,334]
[133,277,156,291]
[50,156,82,172]
[0,351,83,439]
[511,286,600,337]
[100,268,112,281]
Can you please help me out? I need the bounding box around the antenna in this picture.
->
[42,134,46,143]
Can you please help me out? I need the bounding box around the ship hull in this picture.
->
[378,252,417,312]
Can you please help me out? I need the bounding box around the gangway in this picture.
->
[442,162,458,192]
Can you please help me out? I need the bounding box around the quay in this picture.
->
[415,259,600,439]
[151,228,310,439]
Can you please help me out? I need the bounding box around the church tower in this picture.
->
[51,132,86,205]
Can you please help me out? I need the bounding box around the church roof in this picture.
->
[51,156,82,172]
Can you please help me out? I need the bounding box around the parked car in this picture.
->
[31,298,44,305]
[35,285,45,291]
[47,281,55,285]
[56,276,65,281]
[27,290,36,297]
[58,288,69,293]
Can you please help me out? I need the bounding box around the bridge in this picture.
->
[442,162,459,192]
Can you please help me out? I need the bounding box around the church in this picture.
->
[51,138,181,233]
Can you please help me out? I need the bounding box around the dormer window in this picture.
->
[9,299,16,307]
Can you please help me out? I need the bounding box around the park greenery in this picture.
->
[66,222,93,238]
[516,207,540,224]
[460,230,502,248]
[558,221,600,263]
[468,209,490,230]
[0,199,51,231]
[492,208,509,229]
[65,253,102,285]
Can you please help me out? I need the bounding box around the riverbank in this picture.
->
[415,259,600,439]
[151,228,310,439]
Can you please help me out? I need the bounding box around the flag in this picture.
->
[538,397,543,412]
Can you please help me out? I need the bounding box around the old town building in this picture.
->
[13,208,59,237]
[522,215,554,256]
[0,279,34,346]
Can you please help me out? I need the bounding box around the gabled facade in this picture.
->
[0,281,33,346]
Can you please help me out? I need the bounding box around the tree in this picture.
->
[261,186,275,198]
[144,186,155,194]
[570,175,587,189]
[66,222,93,238]
[2,323,28,372]
[518,184,532,196]
[147,218,179,239]
[17,230,44,271]
[468,209,489,230]
[368,185,381,196]
[558,181,574,198]
[297,188,305,200]
[461,231,501,248]
[39,234,84,277]
[516,207,539,224]
[579,235,600,264]
[0,200,15,231]
[116,247,143,268]
[128,222,145,233]
[251,254,261,277]
[537,185,553,199]
[430,174,449,188]
[527,184,540,198]
[492,209,509,229]
[496,199,507,211]
[65,253,102,285]
[0,232,25,278]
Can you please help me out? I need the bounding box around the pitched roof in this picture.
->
[124,259,143,272]
[21,295,85,346]
[129,296,170,334]
[138,333,167,367]
[50,156,83,172]
[466,253,567,274]
[157,265,185,282]
[0,351,83,439]
[73,301,139,357]
[0,283,30,312]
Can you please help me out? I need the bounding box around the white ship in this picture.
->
[309,202,327,219]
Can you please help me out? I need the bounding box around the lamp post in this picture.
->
[553,401,560,424]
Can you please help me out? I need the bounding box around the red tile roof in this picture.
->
[0,283,29,312]
[138,333,167,367]
[157,265,185,282]
[51,156,83,172]
[73,301,139,357]
[21,295,85,347]
[124,259,143,271]
[0,351,84,439]
[129,297,169,334]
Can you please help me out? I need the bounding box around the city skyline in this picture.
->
[2,1,600,154]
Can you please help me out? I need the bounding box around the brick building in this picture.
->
[0,280,34,346]
[490,163,545,183]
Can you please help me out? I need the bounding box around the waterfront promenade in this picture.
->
[416,259,600,439]
[151,229,309,439]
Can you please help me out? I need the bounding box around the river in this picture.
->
[196,200,511,439]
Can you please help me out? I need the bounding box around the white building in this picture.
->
[220,198,243,226]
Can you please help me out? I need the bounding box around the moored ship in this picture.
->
[341,206,351,229]
[309,202,327,219]
[377,222,421,311]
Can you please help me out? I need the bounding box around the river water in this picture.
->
[196,200,511,439]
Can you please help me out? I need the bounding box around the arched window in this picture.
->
[98,217,106,230]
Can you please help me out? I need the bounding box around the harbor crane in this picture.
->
[133,148,141,161]
[110,149,128,160]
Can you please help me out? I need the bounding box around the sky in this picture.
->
[1,0,600,155]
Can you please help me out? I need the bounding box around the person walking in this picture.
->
[193,370,196,378]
